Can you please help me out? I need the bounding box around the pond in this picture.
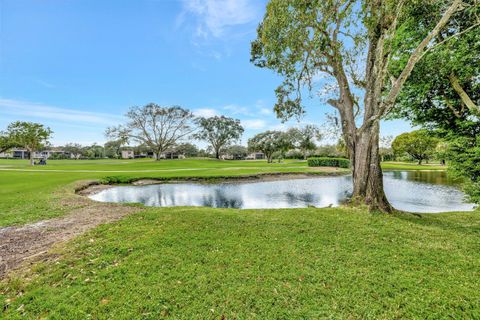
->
[89,171,476,213]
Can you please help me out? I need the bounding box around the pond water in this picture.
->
[89,171,476,213]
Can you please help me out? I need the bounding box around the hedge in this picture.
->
[307,157,350,168]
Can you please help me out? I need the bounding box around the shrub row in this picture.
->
[307,157,350,168]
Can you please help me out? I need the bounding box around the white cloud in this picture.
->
[270,123,288,131]
[193,108,218,117]
[223,104,254,116]
[259,108,272,115]
[180,0,259,38]
[241,119,267,130]
[0,98,122,126]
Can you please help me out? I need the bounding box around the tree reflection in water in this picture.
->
[90,172,475,213]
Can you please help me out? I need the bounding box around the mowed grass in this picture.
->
[382,161,447,171]
[1,207,479,319]
[0,158,448,226]
[0,158,319,226]
[1,159,478,318]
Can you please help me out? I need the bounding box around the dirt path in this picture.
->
[0,188,140,279]
[0,171,345,279]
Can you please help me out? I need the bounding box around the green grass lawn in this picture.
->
[0,158,323,226]
[0,158,449,226]
[381,161,447,171]
[1,207,479,319]
[2,158,478,318]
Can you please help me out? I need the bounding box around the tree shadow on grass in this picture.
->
[393,210,480,236]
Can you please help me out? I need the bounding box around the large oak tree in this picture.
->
[248,130,294,163]
[194,116,244,159]
[6,121,52,165]
[251,0,468,212]
[107,103,195,160]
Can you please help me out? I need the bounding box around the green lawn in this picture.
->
[381,161,447,171]
[0,158,321,226]
[1,207,479,319]
[0,158,450,226]
[2,158,478,318]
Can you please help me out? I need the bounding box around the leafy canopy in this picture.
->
[392,130,438,164]
[6,121,52,152]
[248,130,294,163]
[193,116,244,158]
[107,103,195,159]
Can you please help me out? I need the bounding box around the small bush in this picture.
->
[101,176,136,184]
[307,157,350,168]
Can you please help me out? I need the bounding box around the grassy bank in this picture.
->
[0,158,337,226]
[381,161,447,171]
[0,158,449,226]
[1,158,478,318]
[1,207,479,318]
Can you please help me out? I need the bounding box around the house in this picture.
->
[221,153,246,160]
[4,148,69,159]
[221,154,234,160]
[0,151,13,158]
[13,149,29,159]
[159,151,185,159]
[246,152,265,160]
[121,150,134,159]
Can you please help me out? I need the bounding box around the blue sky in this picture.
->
[0,0,412,146]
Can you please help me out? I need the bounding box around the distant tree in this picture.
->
[276,132,296,162]
[448,136,480,203]
[194,116,244,159]
[392,131,438,165]
[104,140,124,159]
[83,144,105,159]
[314,144,343,158]
[435,141,449,166]
[288,125,322,159]
[175,143,199,158]
[6,121,52,165]
[197,149,212,158]
[379,136,394,162]
[248,130,294,163]
[107,103,195,160]
[225,145,248,159]
[0,133,15,154]
[64,143,84,159]
[335,138,348,158]
[133,144,152,157]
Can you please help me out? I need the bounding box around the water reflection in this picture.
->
[90,171,476,213]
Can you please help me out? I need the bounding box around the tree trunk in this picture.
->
[29,150,35,166]
[351,122,393,213]
[155,152,161,161]
[215,149,220,159]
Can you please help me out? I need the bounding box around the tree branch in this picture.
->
[449,73,480,115]
[362,0,464,129]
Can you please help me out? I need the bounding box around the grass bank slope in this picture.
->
[0,159,332,226]
[1,207,479,319]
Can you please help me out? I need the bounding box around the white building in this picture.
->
[0,148,69,159]
[121,150,134,159]
[159,151,185,159]
[246,152,265,160]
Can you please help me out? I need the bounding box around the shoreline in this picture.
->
[77,170,351,197]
